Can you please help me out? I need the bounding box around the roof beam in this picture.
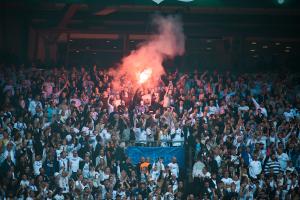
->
[94,6,118,16]
[58,4,80,28]
[42,4,81,44]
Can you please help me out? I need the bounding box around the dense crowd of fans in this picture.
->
[0,63,299,199]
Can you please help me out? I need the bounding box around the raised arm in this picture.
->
[251,97,260,110]
[200,70,208,80]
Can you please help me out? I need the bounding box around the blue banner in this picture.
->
[125,147,185,168]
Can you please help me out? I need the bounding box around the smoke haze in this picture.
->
[110,14,185,90]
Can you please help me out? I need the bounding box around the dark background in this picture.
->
[0,0,300,72]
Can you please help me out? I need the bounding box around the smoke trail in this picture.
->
[110,14,185,90]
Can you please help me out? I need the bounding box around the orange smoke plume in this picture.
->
[110,14,185,90]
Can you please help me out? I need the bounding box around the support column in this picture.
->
[65,33,70,67]
[123,34,129,56]
[34,30,39,62]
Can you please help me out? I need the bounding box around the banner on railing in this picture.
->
[125,147,185,168]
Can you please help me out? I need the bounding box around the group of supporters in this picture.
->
[0,64,299,199]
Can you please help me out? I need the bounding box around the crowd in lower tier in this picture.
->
[0,64,299,199]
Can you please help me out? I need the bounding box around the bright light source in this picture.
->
[106,40,110,43]
[138,68,152,84]
[250,49,255,52]
[251,42,257,45]
[130,40,135,43]
[277,0,285,5]
[275,42,281,45]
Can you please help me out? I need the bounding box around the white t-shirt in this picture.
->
[168,162,179,177]
[192,161,205,178]
[277,153,289,171]
[59,176,69,193]
[249,160,262,178]
[238,106,249,112]
[82,162,90,178]
[100,129,111,144]
[172,133,184,147]
[53,194,64,200]
[58,158,68,171]
[33,160,43,176]
[221,177,233,186]
[134,128,147,144]
[68,156,82,173]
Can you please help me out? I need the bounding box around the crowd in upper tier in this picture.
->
[0,63,299,199]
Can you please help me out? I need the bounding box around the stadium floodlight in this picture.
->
[152,0,164,4]
[277,0,285,4]
[152,0,194,4]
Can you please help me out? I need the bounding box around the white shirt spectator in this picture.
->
[208,106,219,115]
[3,84,15,95]
[134,128,147,144]
[154,160,165,172]
[283,108,298,122]
[249,159,262,179]
[150,168,160,182]
[70,98,81,108]
[68,155,82,173]
[160,132,171,147]
[215,155,222,168]
[100,129,111,144]
[75,180,84,191]
[172,132,184,147]
[53,194,64,200]
[33,160,43,176]
[13,121,27,136]
[192,160,205,178]
[20,179,30,188]
[277,152,290,171]
[28,99,42,116]
[168,162,179,178]
[59,175,70,193]
[221,177,233,186]
[2,149,16,164]
[252,97,267,117]
[58,157,68,171]
[238,105,249,112]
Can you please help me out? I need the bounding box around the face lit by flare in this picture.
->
[138,68,152,84]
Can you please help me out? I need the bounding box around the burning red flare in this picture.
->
[138,68,152,84]
[109,15,185,90]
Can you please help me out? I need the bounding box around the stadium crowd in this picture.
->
[0,63,299,200]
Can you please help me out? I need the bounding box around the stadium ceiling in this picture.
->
[1,0,300,38]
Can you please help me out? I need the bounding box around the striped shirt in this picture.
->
[264,158,281,175]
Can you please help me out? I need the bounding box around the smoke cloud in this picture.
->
[110,14,185,90]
